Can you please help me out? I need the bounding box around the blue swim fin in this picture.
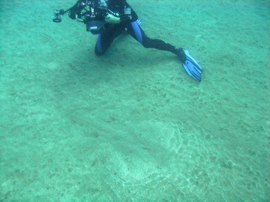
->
[181,50,203,81]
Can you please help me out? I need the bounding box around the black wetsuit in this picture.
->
[70,0,179,57]
[96,0,178,56]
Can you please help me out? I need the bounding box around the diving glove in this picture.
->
[105,13,121,24]
[68,0,84,20]
[105,9,132,24]
[68,11,77,19]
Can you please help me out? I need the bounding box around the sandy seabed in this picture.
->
[0,0,270,200]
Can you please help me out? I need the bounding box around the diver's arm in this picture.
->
[104,3,137,24]
[68,0,86,20]
[104,12,121,24]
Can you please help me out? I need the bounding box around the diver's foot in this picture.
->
[175,48,186,63]
[182,50,202,81]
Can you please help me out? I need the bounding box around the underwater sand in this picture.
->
[0,0,270,200]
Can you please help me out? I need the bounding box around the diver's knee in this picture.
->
[142,37,151,48]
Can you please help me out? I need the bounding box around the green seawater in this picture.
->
[0,0,269,201]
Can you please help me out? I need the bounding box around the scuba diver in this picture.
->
[53,0,202,81]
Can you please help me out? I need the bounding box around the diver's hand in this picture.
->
[68,9,78,20]
[68,3,83,20]
[105,13,121,24]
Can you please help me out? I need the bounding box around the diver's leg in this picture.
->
[127,21,186,62]
[95,24,125,56]
[127,21,202,81]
